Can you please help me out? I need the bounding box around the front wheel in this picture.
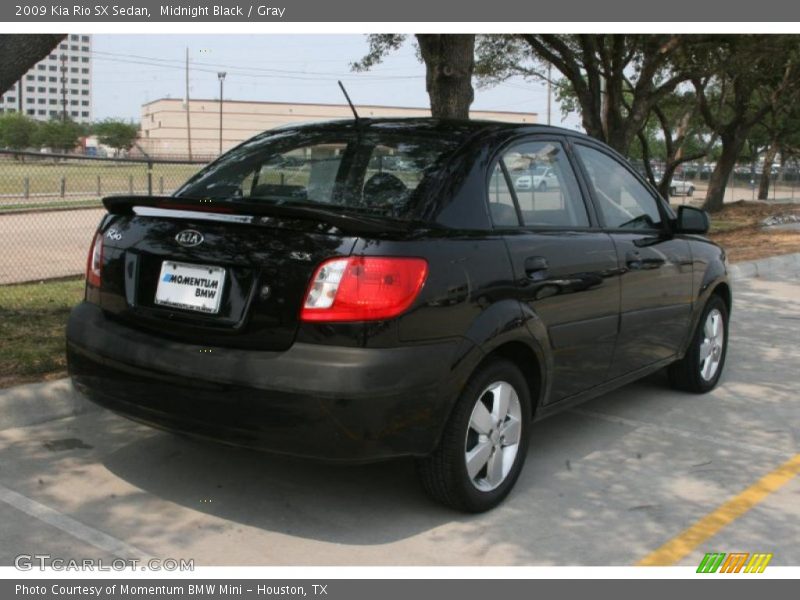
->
[668,295,729,393]
[417,359,531,512]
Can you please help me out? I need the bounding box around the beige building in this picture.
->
[138,98,537,158]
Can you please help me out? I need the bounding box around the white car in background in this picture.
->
[515,166,560,192]
[670,177,696,197]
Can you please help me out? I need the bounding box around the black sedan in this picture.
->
[67,119,731,512]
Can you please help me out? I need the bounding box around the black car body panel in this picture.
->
[68,302,475,461]
[67,118,731,463]
[96,209,358,350]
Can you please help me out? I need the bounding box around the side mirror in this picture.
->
[675,205,710,234]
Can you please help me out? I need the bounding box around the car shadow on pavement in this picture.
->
[93,372,735,553]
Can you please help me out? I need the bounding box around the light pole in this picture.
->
[546,63,552,126]
[217,72,226,155]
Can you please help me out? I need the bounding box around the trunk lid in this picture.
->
[97,197,359,350]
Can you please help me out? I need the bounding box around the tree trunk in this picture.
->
[0,35,66,94]
[758,140,779,200]
[606,127,630,155]
[658,163,681,200]
[416,34,475,119]
[581,119,605,142]
[777,153,787,183]
[704,134,746,212]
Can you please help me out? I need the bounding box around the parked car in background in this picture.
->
[67,119,731,512]
[670,177,695,197]
[514,165,560,191]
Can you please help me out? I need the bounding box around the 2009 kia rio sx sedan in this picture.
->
[67,119,731,512]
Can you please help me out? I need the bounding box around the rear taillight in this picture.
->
[86,232,103,288]
[300,256,428,322]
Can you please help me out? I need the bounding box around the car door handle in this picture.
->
[524,256,549,279]
[625,250,642,269]
[626,250,665,270]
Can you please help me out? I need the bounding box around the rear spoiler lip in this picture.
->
[102,195,415,235]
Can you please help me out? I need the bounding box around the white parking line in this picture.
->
[0,482,150,560]
[570,408,792,458]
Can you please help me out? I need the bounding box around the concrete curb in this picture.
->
[0,378,98,431]
[729,252,800,281]
[0,252,798,431]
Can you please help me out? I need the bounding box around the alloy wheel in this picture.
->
[699,308,725,381]
[464,381,522,492]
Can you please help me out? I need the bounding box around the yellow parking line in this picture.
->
[637,453,800,566]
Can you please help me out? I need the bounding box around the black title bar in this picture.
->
[3,0,800,22]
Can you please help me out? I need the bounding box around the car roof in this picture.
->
[268,117,590,142]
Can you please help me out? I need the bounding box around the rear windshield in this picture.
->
[174,128,463,219]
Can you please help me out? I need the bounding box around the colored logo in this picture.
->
[697,552,773,573]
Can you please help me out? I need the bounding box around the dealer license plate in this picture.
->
[154,261,226,314]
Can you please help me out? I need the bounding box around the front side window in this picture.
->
[575,145,663,230]
[490,140,589,228]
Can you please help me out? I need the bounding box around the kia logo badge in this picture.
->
[175,230,204,247]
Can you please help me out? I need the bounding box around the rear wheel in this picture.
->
[538,181,547,192]
[417,359,531,512]
[668,295,728,393]
[687,186,695,197]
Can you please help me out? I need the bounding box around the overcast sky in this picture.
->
[92,34,582,130]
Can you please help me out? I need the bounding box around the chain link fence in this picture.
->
[2,151,799,308]
[0,150,206,307]
[631,159,800,206]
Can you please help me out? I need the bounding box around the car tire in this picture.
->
[668,295,729,393]
[687,187,694,197]
[538,182,547,192]
[417,358,531,512]
[670,186,677,196]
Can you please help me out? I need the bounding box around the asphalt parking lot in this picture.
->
[0,274,798,567]
[0,208,104,284]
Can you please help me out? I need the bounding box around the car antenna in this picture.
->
[338,80,361,124]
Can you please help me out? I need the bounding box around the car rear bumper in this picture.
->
[66,301,474,462]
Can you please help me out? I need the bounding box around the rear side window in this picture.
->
[491,140,589,228]
[241,143,345,203]
[575,144,663,230]
[364,143,437,194]
[488,163,521,227]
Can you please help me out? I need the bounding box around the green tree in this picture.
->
[0,113,39,151]
[35,118,85,153]
[643,90,718,199]
[494,36,716,199]
[475,34,701,155]
[93,119,139,156]
[690,35,800,211]
[354,34,476,119]
[748,96,800,199]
